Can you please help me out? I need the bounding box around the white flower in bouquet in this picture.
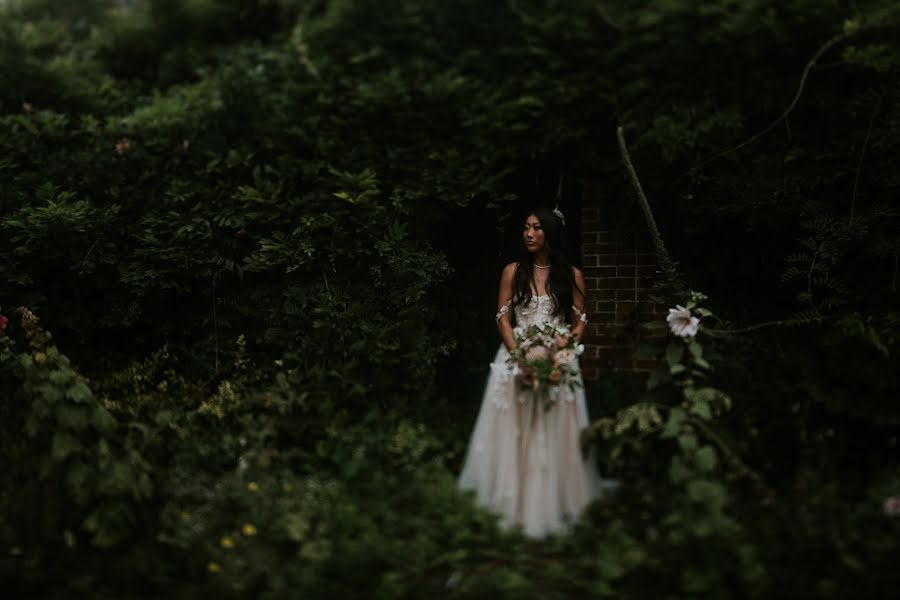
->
[575,343,584,355]
[666,305,700,338]
[553,349,576,366]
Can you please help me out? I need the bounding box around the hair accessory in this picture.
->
[552,205,566,226]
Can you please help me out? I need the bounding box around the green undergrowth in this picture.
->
[2,0,900,597]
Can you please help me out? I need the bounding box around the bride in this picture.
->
[457,207,606,538]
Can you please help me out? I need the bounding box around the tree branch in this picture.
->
[595,3,626,33]
[851,92,883,223]
[689,30,852,173]
[704,315,830,335]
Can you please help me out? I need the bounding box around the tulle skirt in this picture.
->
[457,344,607,538]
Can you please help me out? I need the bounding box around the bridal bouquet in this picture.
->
[508,323,584,411]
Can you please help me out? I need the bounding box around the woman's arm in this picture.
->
[571,267,587,343]
[496,262,517,353]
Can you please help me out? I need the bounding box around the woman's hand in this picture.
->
[554,333,571,348]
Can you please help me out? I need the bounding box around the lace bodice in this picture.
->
[495,294,587,329]
[514,295,562,328]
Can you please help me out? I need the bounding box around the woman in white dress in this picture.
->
[457,207,605,538]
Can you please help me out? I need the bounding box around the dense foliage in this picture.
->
[1,0,899,597]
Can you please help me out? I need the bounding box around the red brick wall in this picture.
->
[579,205,668,379]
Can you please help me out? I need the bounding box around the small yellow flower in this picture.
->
[180,511,191,521]
[242,523,257,537]
[247,481,259,492]
[34,352,47,364]
[220,536,235,549]
[207,562,221,573]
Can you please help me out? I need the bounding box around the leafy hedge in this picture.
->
[2,0,900,598]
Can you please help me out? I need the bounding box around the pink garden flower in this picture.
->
[883,495,900,516]
[115,138,132,155]
[666,305,700,338]
[0,313,7,335]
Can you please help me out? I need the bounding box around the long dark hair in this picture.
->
[511,207,583,324]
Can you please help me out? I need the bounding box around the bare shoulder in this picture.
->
[498,262,518,300]
[501,262,519,279]
[572,265,584,279]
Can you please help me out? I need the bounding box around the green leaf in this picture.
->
[686,479,727,511]
[661,407,684,439]
[694,445,718,472]
[55,405,92,430]
[665,341,685,367]
[94,407,117,433]
[678,432,697,453]
[689,400,712,420]
[284,512,309,542]
[646,366,670,391]
[668,455,690,483]
[52,431,82,462]
[687,340,703,359]
[66,380,93,403]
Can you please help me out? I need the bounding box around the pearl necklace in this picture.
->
[533,263,550,269]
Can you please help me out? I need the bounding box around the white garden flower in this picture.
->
[575,344,584,356]
[666,305,700,337]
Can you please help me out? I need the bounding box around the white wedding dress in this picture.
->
[457,294,607,538]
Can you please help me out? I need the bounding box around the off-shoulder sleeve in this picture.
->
[572,304,588,323]
[495,298,512,322]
